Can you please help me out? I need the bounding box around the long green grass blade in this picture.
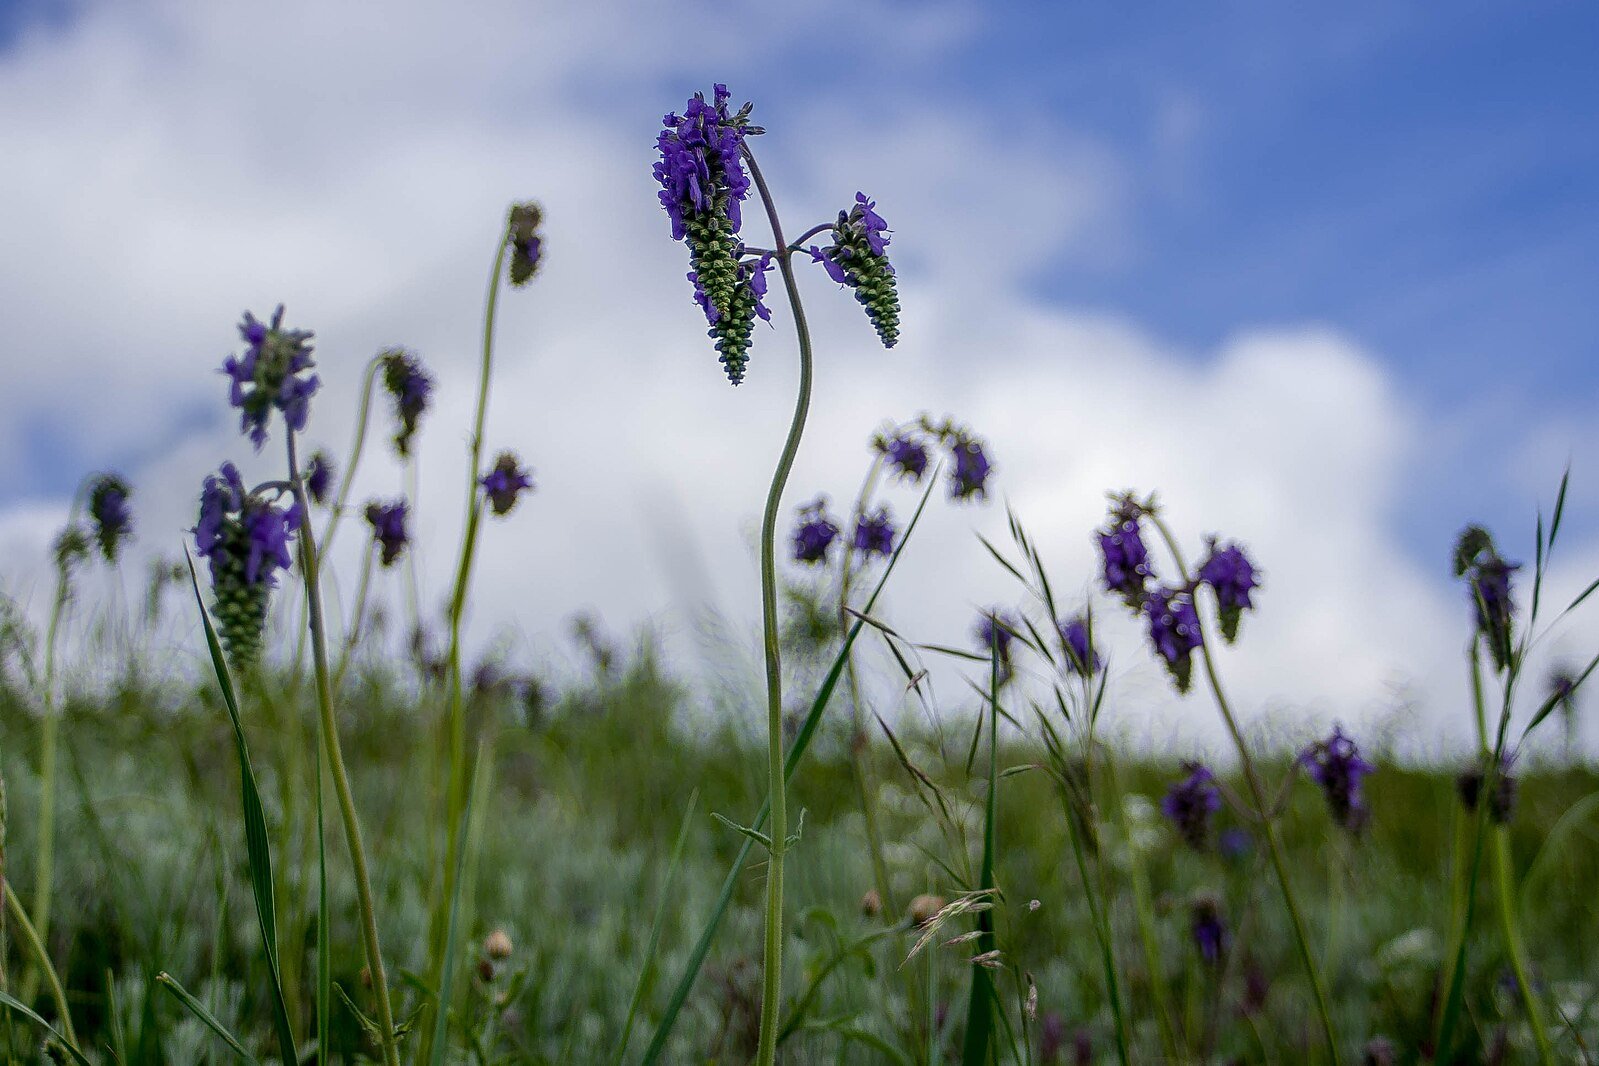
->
[315,734,330,1066]
[184,553,300,1066]
[613,789,700,1066]
[0,988,93,1066]
[639,474,938,1064]
[959,644,1000,1065]
[428,740,488,1066]
[156,971,259,1063]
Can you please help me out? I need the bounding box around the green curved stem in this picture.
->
[744,145,816,1066]
[1494,826,1554,1062]
[287,433,401,1066]
[1146,513,1341,1065]
[4,879,77,1050]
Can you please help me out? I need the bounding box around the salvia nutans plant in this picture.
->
[0,85,1597,1066]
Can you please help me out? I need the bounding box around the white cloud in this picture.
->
[2,0,1596,760]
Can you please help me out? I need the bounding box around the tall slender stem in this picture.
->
[744,145,815,1066]
[287,433,401,1066]
[1146,514,1342,1065]
[4,879,77,1050]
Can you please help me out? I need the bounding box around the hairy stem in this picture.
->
[744,145,816,1066]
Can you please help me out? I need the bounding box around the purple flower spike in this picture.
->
[194,462,302,670]
[1198,540,1260,642]
[880,433,929,482]
[381,349,436,457]
[1143,587,1203,692]
[507,202,545,287]
[87,473,134,564]
[1098,510,1152,611]
[1190,896,1229,968]
[364,499,410,567]
[1453,525,1521,672]
[949,436,992,501]
[808,192,900,347]
[481,451,535,516]
[1299,725,1375,832]
[792,498,841,565]
[305,450,335,506]
[853,507,896,557]
[1058,615,1100,676]
[1161,762,1221,850]
[221,305,319,449]
[974,609,1019,676]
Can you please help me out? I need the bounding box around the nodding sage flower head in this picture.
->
[809,192,900,348]
[1197,540,1260,642]
[305,450,335,506]
[1299,725,1375,832]
[655,84,764,384]
[364,499,409,567]
[974,608,1019,682]
[853,507,896,558]
[87,473,134,564]
[480,451,534,516]
[380,349,435,457]
[222,306,319,449]
[193,462,302,671]
[1098,499,1153,610]
[949,434,993,502]
[1143,586,1203,693]
[1453,525,1520,672]
[507,202,545,287]
[1058,615,1100,676]
[1190,895,1229,968]
[1161,762,1221,850]
[876,432,930,483]
[792,498,841,565]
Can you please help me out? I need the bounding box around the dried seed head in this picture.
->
[484,928,514,960]
[860,890,882,919]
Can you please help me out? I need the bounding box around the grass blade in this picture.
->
[0,988,92,1066]
[315,732,330,1066]
[613,789,700,1066]
[184,553,300,1066]
[428,740,488,1066]
[156,971,259,1063]
[959,644,1000,1065]
[640,474,938,1064]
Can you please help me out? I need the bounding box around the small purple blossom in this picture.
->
[1058,615,1100,676]
[1299,725,1376,832]
[87,474,133,563]
[1190,896,1229,967]
[1198,540,1260,642]
[1218,827,1252,859]
[221,306,320,449]
[853,507,896,557]
[974,609,1019,675]
[1454,525,1520,672]
[305,451,335,506]
[1161,762,1221,850]
[1143,587,1203,692]
[1098,512,1152,610]
[507,202,545,286]
[792,498,840,565]
[481,452,535,516]
[880,434,929,482]
[949,437,992,501]
[381,349,435,457]
[364,499,409,567]
[194,462,302,669]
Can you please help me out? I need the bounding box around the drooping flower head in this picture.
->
[1143,587,1203,692]
[949,435,992,501]
[1453,525,1520,672]
[1098,498,1153,610]
[364,499,409,567]
[221,306,319,449]
[506,201,545,287]
[974,608,1019,682]
[481,451,534,516]
[1190,895,1229,968]
[809,192,900,347]
[194,462,302,671]
[87,473,134,564]
[792,498,841,565]
[305,450,335,506]
[1198,540,1260,642]
[1299,725,1375,832]
[380,349,435,457]
[853,507,896,558]
[876,432,929,483]
[1058,615,1100,676]
[1161,762,1221,850]
[655,85,764,383]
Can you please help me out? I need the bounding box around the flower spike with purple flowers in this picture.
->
[974,608,1019,684]
[1453,525,1520,672]
[364,499,410,567]
[948,434,993,501]
[1198,539,1260,643]
[655,84,765,383]
[1162,762,1221,849]
[221,305,320,449]
[1098,497,1153,610]
[1299,725,1375,832]
[875,431,930,483]
[1190,895,1229,968]
[193,461,303,670]
[808,192,900,348]
[380,349,436,457]
[1143,586,1203,692]
[481,451,534,516]
[853,506,896,558]
[305,450,335,507]
[506,201,545,287]
[1058,614,1100,676]
[792,498,841,565]
[87,473,133,564]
